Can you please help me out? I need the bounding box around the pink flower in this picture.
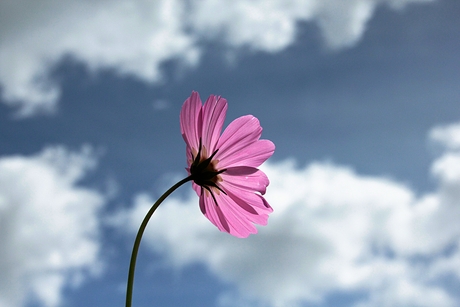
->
[180,91,275,238]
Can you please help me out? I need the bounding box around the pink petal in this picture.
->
[214,193,258,238]
[215,115,262,163]
[218,139,275,169]
[221,167,269,194]
[195,184,264,237]
[192,182,201,196]
[223,191,271,225]
[180,91,202,152]
[201,95,228,153]
[198,186,270,238]
[221,181,273,212]
[199,191,230,233]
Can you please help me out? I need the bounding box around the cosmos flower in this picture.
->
[180,91,275,237]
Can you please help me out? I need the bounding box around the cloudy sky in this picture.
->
[1,0,460,307]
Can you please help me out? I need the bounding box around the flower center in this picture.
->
[190,139,226,204]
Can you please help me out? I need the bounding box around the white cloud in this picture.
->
[0,146,106,307]
[117,121,460,307]
[1,0,435,116]
[0,0,199,117]
[430,122,460,151]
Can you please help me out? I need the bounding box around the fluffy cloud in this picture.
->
[0,0,435,116]
[193,0,436,50]
[0,146,106,307]
[0,0,199,117]
[118,121,460,307]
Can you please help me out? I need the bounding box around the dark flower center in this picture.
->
[190,139,227,204]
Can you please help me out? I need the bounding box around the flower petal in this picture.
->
[218,139,275,169]
[225,192,271,225]
[214,193,258,238]
[215,115,262,163]
[192,182,201,196]
[180,91,202,153]
[221,167,270,194]
[199,191,230,233]
[201,95,228,153]
[221,180,273,212]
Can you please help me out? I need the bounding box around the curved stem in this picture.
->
[126,176,193,307]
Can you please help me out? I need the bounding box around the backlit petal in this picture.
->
[180,91,202,152]
[224,191,271,225]
[201,95,228,153]
[215,115,262,163]
[214,193,258,238]
[221,167,269,194]
[199,192,230,233]
[218,139,275,169]
[221,181,273,213]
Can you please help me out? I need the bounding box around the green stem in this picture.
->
[125,176,193,307]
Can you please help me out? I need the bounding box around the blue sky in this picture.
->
[1,0,460,307]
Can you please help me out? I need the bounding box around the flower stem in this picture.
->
[126,175,193,307]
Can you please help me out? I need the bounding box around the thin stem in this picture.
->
[126,175,193,307]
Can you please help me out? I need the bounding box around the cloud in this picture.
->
[0,0,199,117]
[0,0,435,117]
[0,146,106,307]
[117,121,460,307]
[430,122,460,151]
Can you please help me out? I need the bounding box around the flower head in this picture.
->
[180,91,275,237]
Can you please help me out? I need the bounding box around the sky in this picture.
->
[0,0,460,307]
